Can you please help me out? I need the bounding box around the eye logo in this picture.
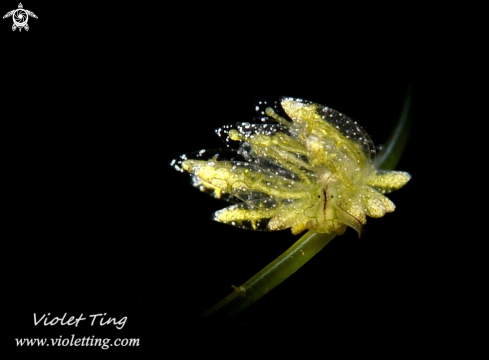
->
[3,3,38,32]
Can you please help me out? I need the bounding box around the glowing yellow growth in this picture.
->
[172,97,410,237]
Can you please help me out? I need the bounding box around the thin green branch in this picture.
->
[199,87,413,323]
[375,84,413,170]
[199,231,336,322]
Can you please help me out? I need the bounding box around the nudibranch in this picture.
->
[171,97,410,237]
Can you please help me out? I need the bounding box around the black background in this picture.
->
[3,2,470,356]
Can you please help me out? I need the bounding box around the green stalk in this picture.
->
[375,83,413,170]
[199,231,336,322]
[199,85,413,323]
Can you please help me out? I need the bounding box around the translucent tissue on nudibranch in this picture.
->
[171,97,411,237]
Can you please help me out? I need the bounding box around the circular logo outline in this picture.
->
[13,9,28,27]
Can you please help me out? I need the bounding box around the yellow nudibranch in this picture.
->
[171,97,410,237]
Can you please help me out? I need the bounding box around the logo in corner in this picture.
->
[3,3,37,32]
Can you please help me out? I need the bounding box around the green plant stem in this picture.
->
[199,85,413,323]
[375,84,413,170]
[199,231,336,322]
